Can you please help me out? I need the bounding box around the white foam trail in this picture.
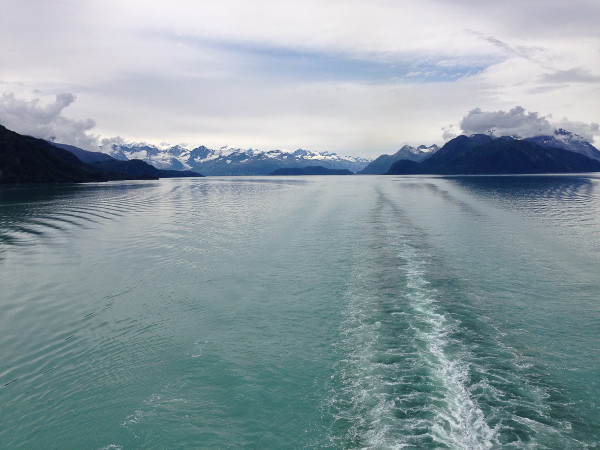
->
[330,232,497,448]
[403,250,496,449]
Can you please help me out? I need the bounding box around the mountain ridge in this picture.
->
[270,166,354,175]
[6,121,600,181]
[525,129,600,161]
[387,134,600,175]
[100,142,371,176]
[358,144,439,174]
[0,124,203,184]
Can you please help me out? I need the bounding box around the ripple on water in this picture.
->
[327,184,587,448]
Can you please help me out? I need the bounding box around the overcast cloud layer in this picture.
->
[1,0,599,156]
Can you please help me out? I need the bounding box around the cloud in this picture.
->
[553,119,600,142]
[541,68,600,84]
[459,106,600,142]
[0,92,99,150]
[469,32,543,63]
[441,124,457,141]
[1,2,598,156]
[460,106,553,137]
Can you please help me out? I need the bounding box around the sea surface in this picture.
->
[1,175,599,449]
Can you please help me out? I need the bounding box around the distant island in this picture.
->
[270,166,354,175]
[387,134,600,175]
[0,124,203,184]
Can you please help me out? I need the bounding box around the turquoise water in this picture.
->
[1,175,599,448]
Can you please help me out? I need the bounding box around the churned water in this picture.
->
[1,175,599,448]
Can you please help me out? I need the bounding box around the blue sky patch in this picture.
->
[178,35,490,84]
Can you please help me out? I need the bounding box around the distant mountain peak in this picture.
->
[0,125,203,184]
[525,129,600,161]
[359,144,438,174]
[417,144,439,152]
[98,140,370,175]
[387,134,600,175]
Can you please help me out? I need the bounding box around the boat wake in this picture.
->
[326,186,579,448]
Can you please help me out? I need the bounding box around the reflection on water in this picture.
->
[450,174,600,255]
[451,174,599,202]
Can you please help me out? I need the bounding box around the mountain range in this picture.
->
[3,120,600,184]
[387,132,600,175]
[54,127,600,177]
[0,124,202,184]
[270,166,354,175]
[99,142,371,176]
[358,144,439,174]
[525,128,600,161]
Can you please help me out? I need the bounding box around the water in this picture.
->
[1,175,599,448]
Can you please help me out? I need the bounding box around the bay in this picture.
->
[1,175,599,448]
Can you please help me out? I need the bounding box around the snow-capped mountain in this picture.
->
[525,129,600,161]
[95,128,599,176]
[408,144,440,158]
[99,142,371,175]
[387,133,600,175]
[358,144,439,174]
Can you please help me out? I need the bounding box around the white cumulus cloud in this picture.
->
[459,106,600,142]
[0,92,99,150]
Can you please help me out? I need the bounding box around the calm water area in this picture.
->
[1,175,599,448]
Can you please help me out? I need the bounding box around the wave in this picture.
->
[326,184,583,448]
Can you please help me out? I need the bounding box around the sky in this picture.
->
[1,0,599,157]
